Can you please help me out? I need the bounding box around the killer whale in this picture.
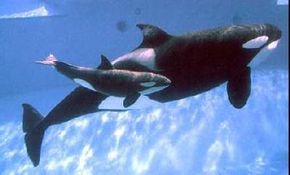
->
[22,23,282,166]
[37,54,171,107]
[113,24,281,107]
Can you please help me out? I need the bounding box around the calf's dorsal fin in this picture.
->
[98,55,113,70]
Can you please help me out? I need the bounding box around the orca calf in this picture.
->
[36,54,171,108]
[22,23,281,166]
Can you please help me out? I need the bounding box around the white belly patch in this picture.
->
[243,35,269,49]
[140,85,169,95]
[73,78,96,91]
[112,48,158,71]
[140,82,156,87]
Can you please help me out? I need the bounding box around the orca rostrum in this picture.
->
[22,23,281,166]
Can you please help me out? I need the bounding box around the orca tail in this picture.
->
[22,103,46,167]
[35,54,58,65]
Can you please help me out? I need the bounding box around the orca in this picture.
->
[22,23,281,166]
[36,54,171,107]
[113,24,281,108]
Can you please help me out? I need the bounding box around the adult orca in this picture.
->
[112,24,281,107]
[22,23,281,166]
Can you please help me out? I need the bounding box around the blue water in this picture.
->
[0,1,288,175]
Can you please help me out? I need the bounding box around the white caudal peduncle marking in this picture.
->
[249,39,280,67]
[112,48,158,71]
[73,78,96,91]
[242,35,269,49]
[140,82,156,87]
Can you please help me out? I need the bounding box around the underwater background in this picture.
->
[0,0,288,174]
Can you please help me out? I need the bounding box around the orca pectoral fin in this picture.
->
[227,67,251,109]
[123,93,141,108]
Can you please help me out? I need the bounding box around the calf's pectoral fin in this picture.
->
[123,93,141,108]
[227,67,251,109]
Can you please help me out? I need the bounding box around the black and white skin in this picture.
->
[22,23,281,166]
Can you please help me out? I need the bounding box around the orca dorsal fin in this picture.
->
[136,24,171,48]
[98,55,113,70]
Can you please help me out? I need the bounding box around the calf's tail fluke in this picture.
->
[22,103,46,167]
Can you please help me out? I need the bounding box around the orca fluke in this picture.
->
[22,104,45,167]
[22,87,130,166]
